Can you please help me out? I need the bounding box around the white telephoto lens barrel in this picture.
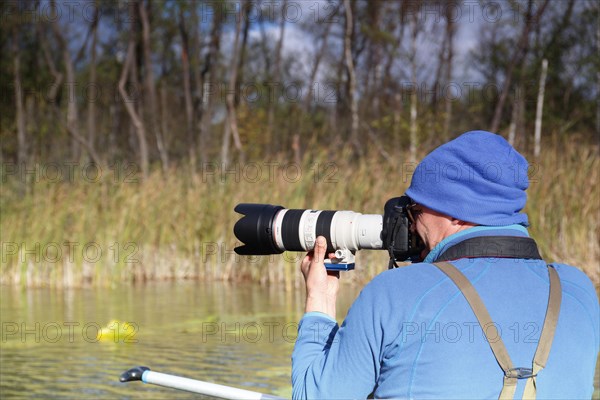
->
[355,214,384,249]
[271,209,383,252]
[328,212,383,251]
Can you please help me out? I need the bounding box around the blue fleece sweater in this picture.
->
[292,226,599,399]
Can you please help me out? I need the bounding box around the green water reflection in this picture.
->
[2,282,598,398]
[0,282,360,399]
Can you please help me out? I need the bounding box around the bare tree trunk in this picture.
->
[198,6,223,164]
[190,3,202,162]
[394,93,402,153]
[178,6,196,166]
[160,80,169,150]
[383,2,406,91]
[37,20,64,162]
[292,134,301,166]
[51,0,76,160]
[129,28,143,160]
[304,20,333,112]
[368,2,383,118]
[507,86,521,147]
[331,53,344,137]
[490,0,549,133]
[517,85,526,148]
[258,21,272,74]
[65,57,80,161]
[119,26,150,178]
[431,34,447,110]
[443,5,455,139]
[220,14,244,167]
[534,59,548,158]
[266,0,287,153]
[87,3,98,158]
[13,29,26,169]
[344,0,360,153]
[507,122,516,146]
[236,1,252,107]
[139,0,168,172]
[38,20,63,116]
[109,103,119,160]
[409,14,419,163]
[25,98,35,154]
[49,0,101,165]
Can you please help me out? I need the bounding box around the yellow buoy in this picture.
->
[97,320,136,342]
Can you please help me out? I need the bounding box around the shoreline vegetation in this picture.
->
[3,1,598,291]
[1,135,598,289]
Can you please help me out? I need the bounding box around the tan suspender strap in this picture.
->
[433,262,516,373]
[433,262,562,400]
[532,266,562,368]
[522,266,562,399]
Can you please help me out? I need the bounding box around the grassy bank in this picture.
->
[1,136,598,288]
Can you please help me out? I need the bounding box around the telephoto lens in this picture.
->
[233,196,425,270]
[233,204,383,256]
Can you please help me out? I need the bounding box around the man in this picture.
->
[292,131,599,399]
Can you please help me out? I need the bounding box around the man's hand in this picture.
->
[301,236,340,319]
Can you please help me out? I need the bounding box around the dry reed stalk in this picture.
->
[1,137,597,288]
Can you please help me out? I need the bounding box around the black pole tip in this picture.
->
[119,366,150,383]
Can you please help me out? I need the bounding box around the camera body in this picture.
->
[381,196,425,267]
[233,196,424,270]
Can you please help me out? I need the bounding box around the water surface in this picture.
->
[0,281,360,399]
[2,281,598,398]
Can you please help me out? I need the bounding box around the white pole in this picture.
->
[534,59,548,158]
[120,367,283,399]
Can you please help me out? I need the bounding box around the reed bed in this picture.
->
[1,136,598,288]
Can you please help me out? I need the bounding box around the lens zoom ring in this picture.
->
[316,211,336,253]
[281,210,305,251]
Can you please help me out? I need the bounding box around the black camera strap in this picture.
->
[435,236,542,262]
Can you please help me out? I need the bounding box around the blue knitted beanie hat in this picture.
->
[405,130,529,226]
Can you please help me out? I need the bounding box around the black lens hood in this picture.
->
[234,203,284,255]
